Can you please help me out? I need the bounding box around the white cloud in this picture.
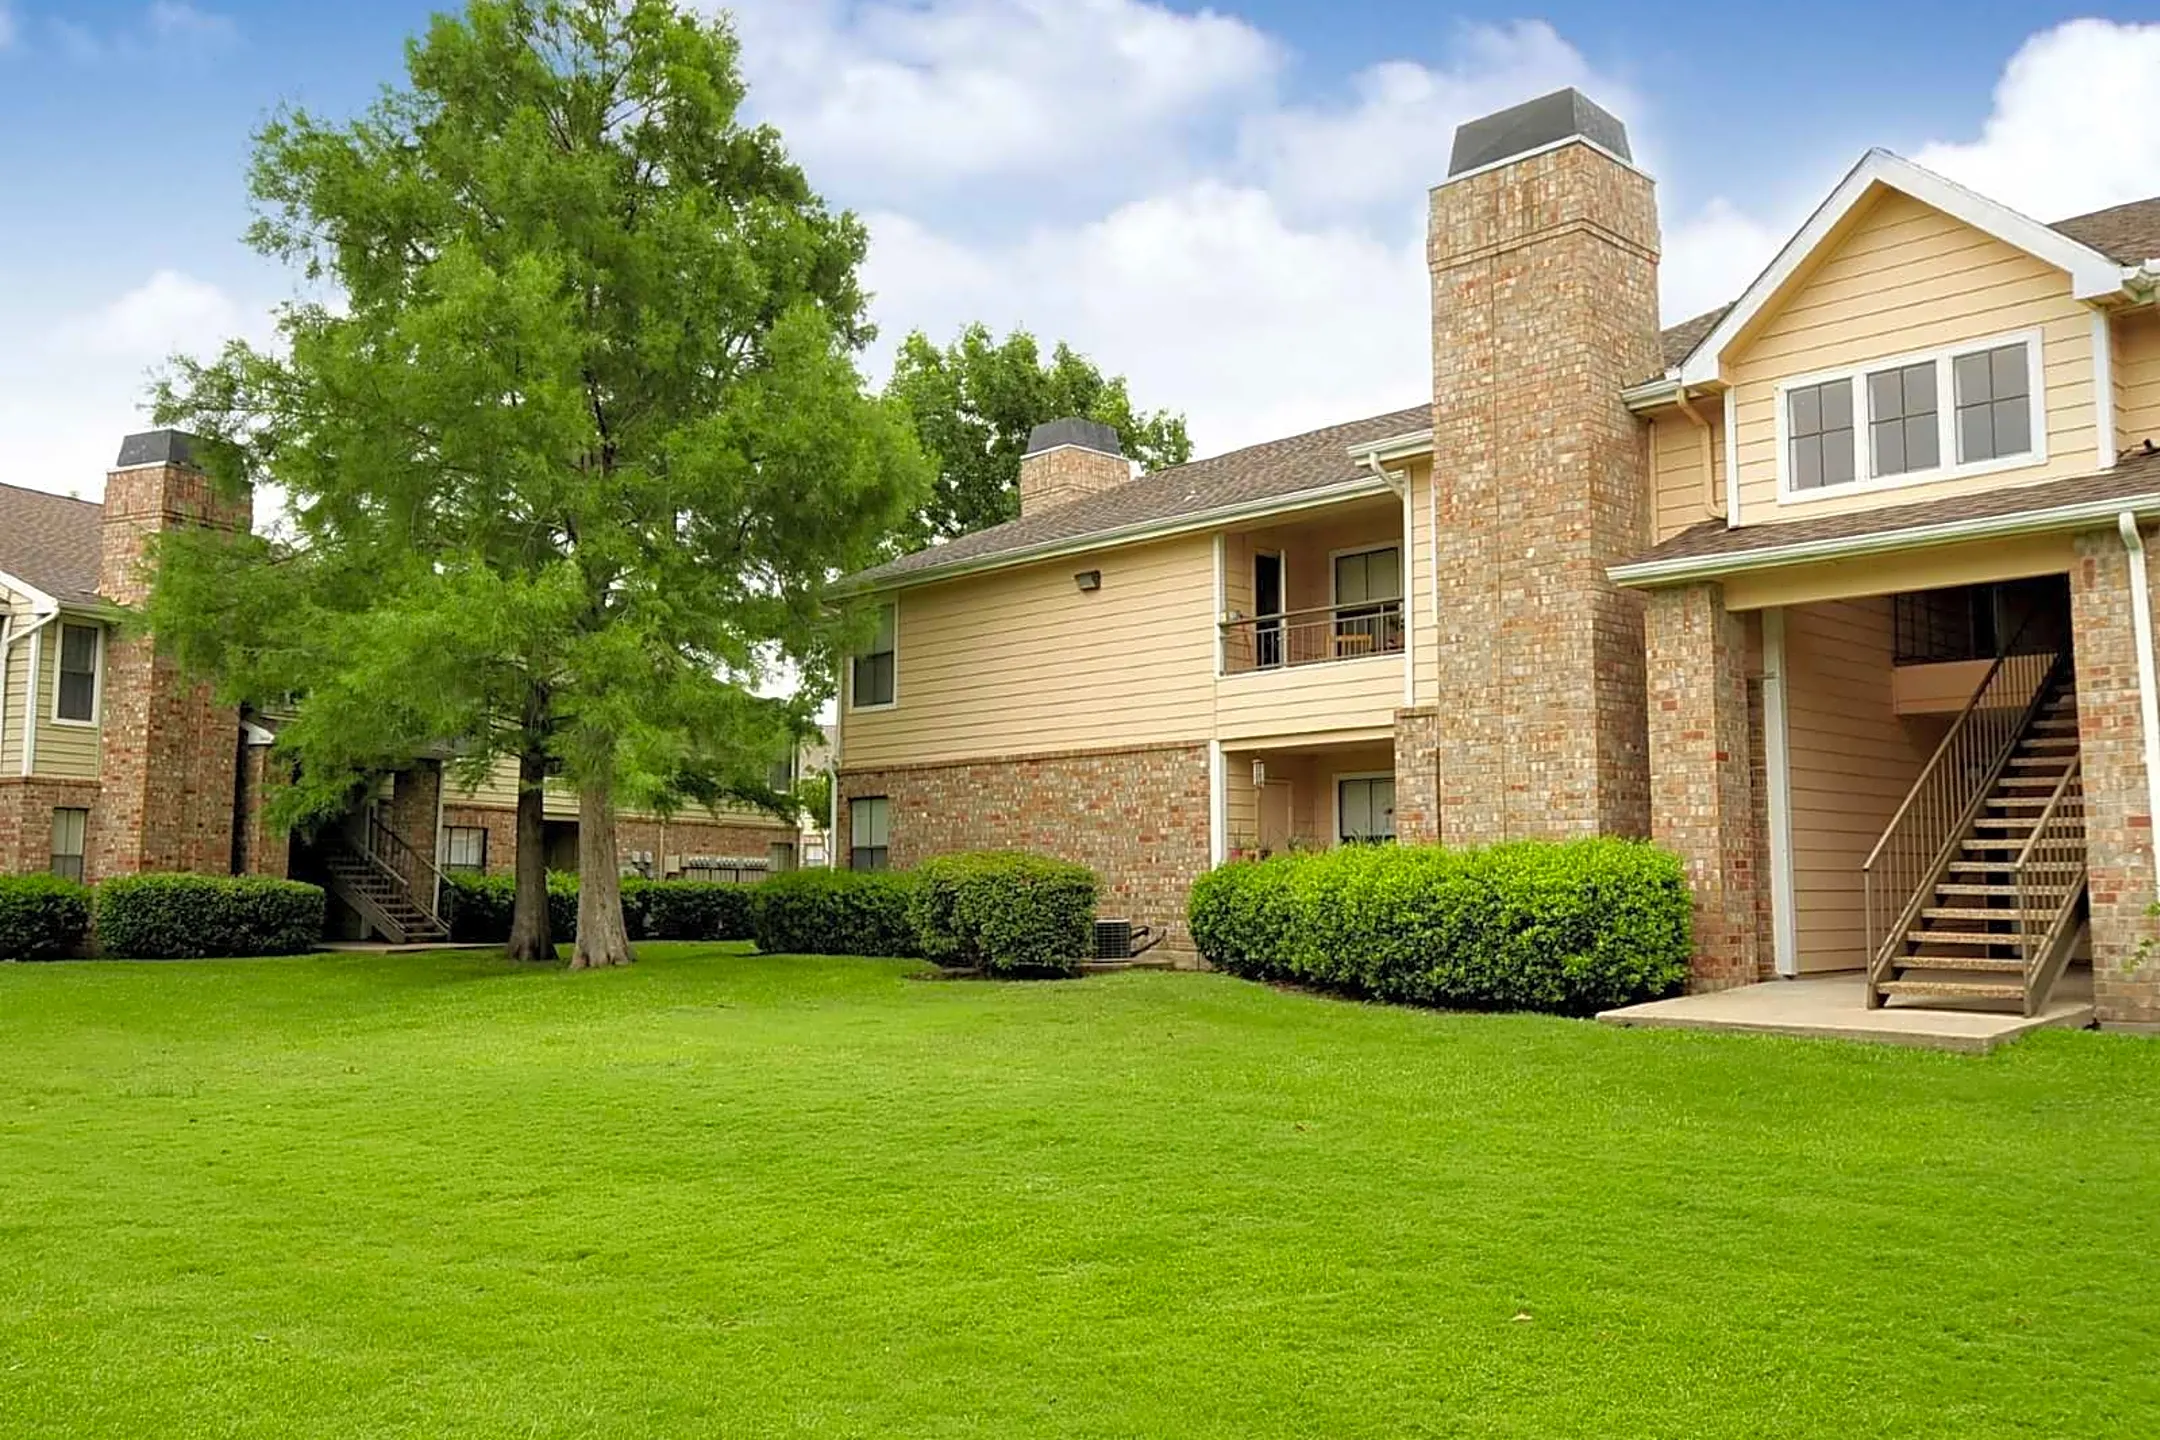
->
[48,2,235,61]
[722,0,1277,201]
[1913,19,2160,223]
[0,6,16,50]
[147,2,237,46]
[51,269,257,359]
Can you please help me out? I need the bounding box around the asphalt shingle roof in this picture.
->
[1619,446,2160,572]
[850,404,1432,587]
[0,481,102,606]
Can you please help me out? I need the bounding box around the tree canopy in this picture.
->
[147,0,927,967]
[885,324,1191,543]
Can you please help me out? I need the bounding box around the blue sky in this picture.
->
[4,1,2158,501]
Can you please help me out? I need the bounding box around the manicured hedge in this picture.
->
[751,869,920,958]
[910,852,1097,976]
[0,874,92,961]
[440,872,758,945]
[94,874,325,960]
[1188,838,1691,1016]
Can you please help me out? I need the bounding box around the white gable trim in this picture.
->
[0,567,59,615]
[1676,149,2124,387]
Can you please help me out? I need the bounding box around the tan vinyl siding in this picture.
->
[1215,658,1400,744]
[1729,187,2099,523]
[2119,306,2160,448]
[1649,406,1723,541]
[843,534,1217,769]
[0,626,26,774]
[1408,461,1440,708]
[1781,597,1935,973]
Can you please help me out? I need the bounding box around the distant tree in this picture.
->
[885,324,1192,543]
[146,0,926,969]
[790,770,832,831]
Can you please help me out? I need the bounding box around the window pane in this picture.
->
[852,797,889,850]
[60,624,97,674]
[1955,350,1994,404]
[50,807,86,857]
[56,625,97,721]
[1792,433,1823,490]
[1867,369,1901,418]
[1904,415,1940,471]
[1902,364,1938,416]
[1991,343,2029,398]
[1872,420,1905,476]
[1820,379,1852,431]
[1959,404,1994,463]
[1822,432,1855,488]
[1373,780,1396,840]
[1368,548,1400,599]
[57,672,96,722]
[1992,397,2031,456]
[1789,385,1819,434]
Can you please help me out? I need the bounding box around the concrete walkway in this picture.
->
[1598,968,2094,1054]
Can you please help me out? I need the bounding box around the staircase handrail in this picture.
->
[362,811,450,932]
[1862,632,2070,988]
[2012,754,2086,1014]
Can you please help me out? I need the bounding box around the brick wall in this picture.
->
[1018,445,1130,516]
[92,454,250,878]
[385,762,442,872]
[839,742,1212,954]
[1427,139,1659,845]
[1645,583,1761,990]
[232,742,289,879]
[1392,705,1442,844]
[441,803,785,877]
[0,777,102,876]
[2069,527,2160,1022]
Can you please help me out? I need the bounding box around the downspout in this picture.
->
[1675,387,1724,520]
[2117,512,2160,882]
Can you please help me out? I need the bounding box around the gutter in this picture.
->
[838,473,1394,596]
[1610,490,2160,588]
[2117,513,2160,883]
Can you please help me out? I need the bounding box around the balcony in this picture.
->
[1220,599,1405,674]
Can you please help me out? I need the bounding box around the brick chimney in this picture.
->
[1018,418,1129,516]
[1422,89,1662,843]
[94,429,252,878]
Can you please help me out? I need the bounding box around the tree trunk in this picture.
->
[505,746,554,962]
[569,773,633,970]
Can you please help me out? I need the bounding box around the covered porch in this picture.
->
[1221,735,1396,858]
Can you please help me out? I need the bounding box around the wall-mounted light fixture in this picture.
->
[1251,759,1267,787]
[1074,569,1102,592]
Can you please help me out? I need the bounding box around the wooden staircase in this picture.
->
[321,816,450,946]
[1865,646,2087,1016]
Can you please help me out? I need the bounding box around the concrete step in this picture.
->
[1879,978,2025,1002]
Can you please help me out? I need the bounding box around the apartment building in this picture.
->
[835,89,2160,1023]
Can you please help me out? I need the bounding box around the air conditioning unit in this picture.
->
[1093,919,1161,960]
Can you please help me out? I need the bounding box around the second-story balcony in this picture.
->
[1220,598,1405,674]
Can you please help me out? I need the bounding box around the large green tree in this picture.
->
[147,0,926,968]
[885,325,1191,543]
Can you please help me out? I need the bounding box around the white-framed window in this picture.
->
[50,807,88,882]
[850,796,890,871]
[1777,329,2046,501]
[850,603,896,710]
[53,623,100,725]
[1334,775,1396,846]
[444,825,488,873]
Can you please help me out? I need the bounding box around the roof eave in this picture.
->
[837,473,1396,596]
[1609,491,2160,588]
[1345,428,1434,465]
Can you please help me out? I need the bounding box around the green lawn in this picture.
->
[2,947,2157,1437]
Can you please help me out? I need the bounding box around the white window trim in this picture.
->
[846,599,898,714]
[49,621,103,729]
[1775,327,2049,506]
[1330,770,1396,848]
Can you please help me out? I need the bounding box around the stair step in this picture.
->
[2008,755,2076,769]
[1879,979,2026,1001]
[1962,838,2030,851]
[1986,797,2054,809]
[2031,719,2079,733]
[1907,928,2023,947]
[1895,952,2027,973]
[1937,883,2021,897]
[1972,817,2038,830]
[1998,776,2071,788]
[2022,737,2079,751]
[1921,906,2041,922]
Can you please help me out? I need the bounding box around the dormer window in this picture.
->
[1779,330,2044,500]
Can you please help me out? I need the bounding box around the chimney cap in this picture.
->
[1023,417,1123,460]
[114,429,203,470]
[1447,88,1631,178]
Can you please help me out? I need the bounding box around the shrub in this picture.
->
[94,874,325,960]
[910,852,1097,976]
[752,869,919,958]
[444,872,756,944]
[0,874,93,961]
[1188,838,1690,1016]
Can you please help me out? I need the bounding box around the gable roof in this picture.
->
[2050,196,2160,265]
[1673,151,2132,387]
[846,404,1430,590]
[0,481,102,609]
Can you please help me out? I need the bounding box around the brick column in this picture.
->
[386,761,443,872]
[1391,706,1442,844]
[2069,528,2160,1023]
[233,741,290,879]
[1646,583,1759,989]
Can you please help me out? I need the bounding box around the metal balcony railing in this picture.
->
[1220,599,1404,675]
